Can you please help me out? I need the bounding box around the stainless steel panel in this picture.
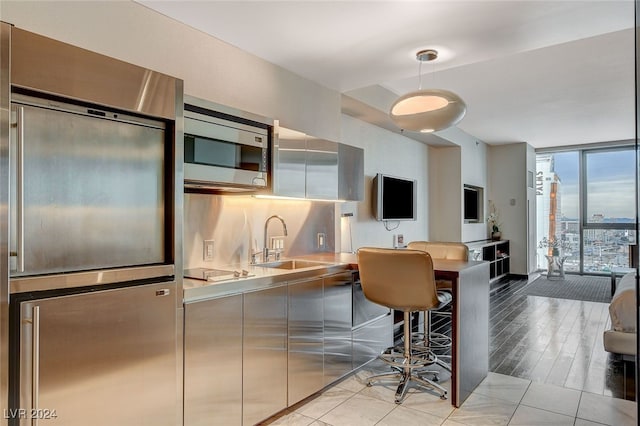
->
[10,27,176,119]
[273,126,307,198]
[288,277,324,405]
[184,113,268,148]
[18,282,178,426]
[9,96,166,276]
[172,83,184,426]
[0,21,10,426]
[184,294,242,426]
[10,265,175,294]
[352,312,393,369]
[243,285,288,425]
[338,144,364,201]
[184,94,273,128]
[183,193,336,270]
[352,279,390,328]
[272,125,363,201]
[184,163,267,189]
[323,272,353,385]
[306,138,338,200]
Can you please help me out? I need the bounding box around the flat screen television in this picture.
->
[372,173,417,221]
[464,184,483,223]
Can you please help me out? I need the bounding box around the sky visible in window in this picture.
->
[553,149,635,220]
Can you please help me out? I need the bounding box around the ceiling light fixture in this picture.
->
[389,49,466,133]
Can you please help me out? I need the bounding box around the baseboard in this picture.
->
[508,273,529,280]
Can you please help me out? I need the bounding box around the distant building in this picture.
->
[536,154,562,269]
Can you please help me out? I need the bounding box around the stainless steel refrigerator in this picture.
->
[1,24,184,426]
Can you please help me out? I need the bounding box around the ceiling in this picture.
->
[137,1,635,149]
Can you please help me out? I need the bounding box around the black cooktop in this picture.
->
[184,267,254,282]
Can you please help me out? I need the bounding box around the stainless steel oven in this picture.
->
[184,102,270,191]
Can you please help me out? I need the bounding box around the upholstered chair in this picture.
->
[357,247,451,403]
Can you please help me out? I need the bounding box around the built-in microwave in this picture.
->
[183,103,270,191]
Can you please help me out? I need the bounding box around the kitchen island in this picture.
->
[182,253,489,425]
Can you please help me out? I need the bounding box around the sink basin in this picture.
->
[257,259,331,270]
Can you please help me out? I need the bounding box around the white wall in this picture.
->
[526,145,538,274]
[458,133,489,242]
[488,143,533,275]
[428,146,461,242]
[340,115,430,249]
[426,128,489,243]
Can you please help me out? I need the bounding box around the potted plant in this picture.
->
[538,236,570,280]
[538,236,570,256]
[486,202,502,241]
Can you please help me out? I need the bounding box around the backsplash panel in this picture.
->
[184,193,335,269]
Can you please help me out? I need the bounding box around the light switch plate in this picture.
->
[317,233,326,249]
[203,239,215,261]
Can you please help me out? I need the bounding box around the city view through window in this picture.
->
[536,147,636,274]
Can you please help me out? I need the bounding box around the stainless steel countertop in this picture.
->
[183,254,357,303]
[182,252,487,303]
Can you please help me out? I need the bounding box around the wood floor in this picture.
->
[486,276,635,401]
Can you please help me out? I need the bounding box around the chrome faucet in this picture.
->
[263,215,288,263]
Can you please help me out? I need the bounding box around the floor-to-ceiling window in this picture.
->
[536,145,636,275]
[583,147,637,272]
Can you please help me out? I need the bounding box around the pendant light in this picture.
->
[390,49,466,133]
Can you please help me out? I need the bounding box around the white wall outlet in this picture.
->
[317,233,326,249]
[203,239,215,261]
[270,236,285,250]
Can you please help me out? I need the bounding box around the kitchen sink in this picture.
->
[257,259,332,270]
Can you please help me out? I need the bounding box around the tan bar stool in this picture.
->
[406,241,468,367]
[357,247,451,403]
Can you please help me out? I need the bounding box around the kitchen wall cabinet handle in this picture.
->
[31,305,40,426]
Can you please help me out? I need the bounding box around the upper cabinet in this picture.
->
[273,127,307,198]
[337,142,364,202]
[306,137,339,200]
[273,126,364,201]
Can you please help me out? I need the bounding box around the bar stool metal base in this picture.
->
[417,309,452,371]
[365,312,448,404]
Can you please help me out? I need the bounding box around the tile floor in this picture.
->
[265,361,636,426]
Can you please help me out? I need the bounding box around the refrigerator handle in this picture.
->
[31,305,40,426]
[14,105,25,273]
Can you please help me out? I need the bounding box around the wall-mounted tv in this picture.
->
[372,173,417,221]
[464,184,483,223]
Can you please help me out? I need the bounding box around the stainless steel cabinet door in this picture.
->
[323,272,353,385]
[272,127,306,198]
[338,143,364,201]
[184,294,242,426]
[10,98,166,276]
[243,285,288,425]
[288,277,324,405]
[352,313,393,369]
[305,138,338,200]
[18,282,177,426]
